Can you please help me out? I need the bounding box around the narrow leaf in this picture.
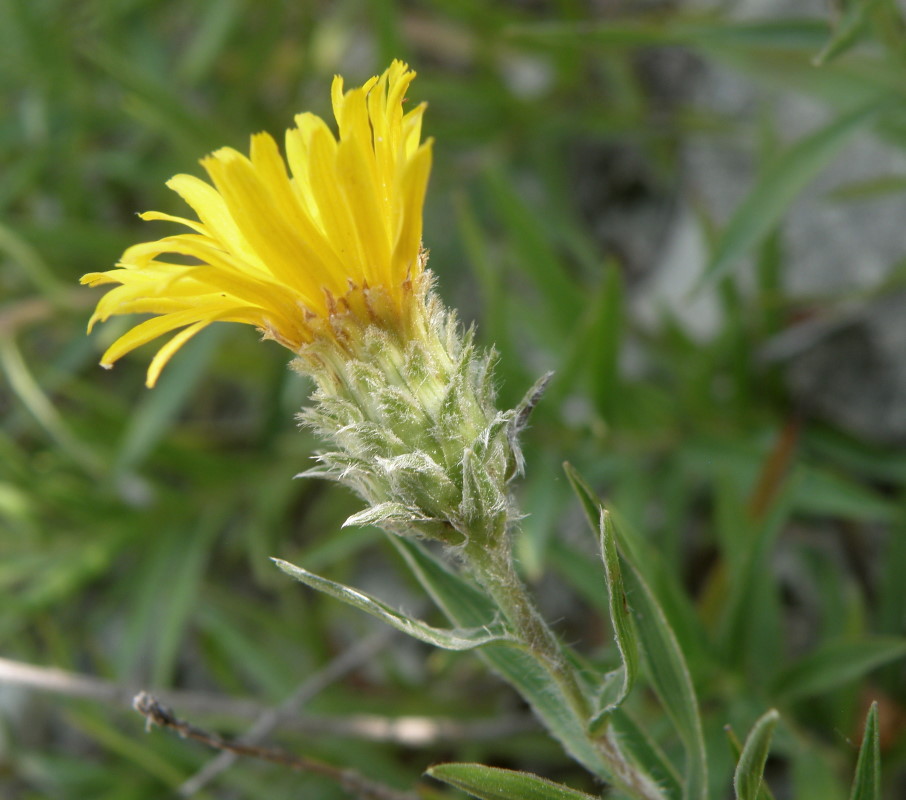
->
[427,763,599,800]
[546,271,620,419]
[456,193,512,367]
[697,99,883,291]
[272,558,517,651]
[563,462,602,532]
[734,709,780,800]
[791,746,845,800]
[564,464,707,799]
[624,555,708,800]
[590,509,638,726]
[813,0,884,66]
[771,637,906,703]
[848,702,880,800]
[609,710,684,800]
[508,19,827,50]
[485,170,582,335]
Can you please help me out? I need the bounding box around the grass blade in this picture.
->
[813,0,884,66]
[696,99,883,292]
[848,701,881,800]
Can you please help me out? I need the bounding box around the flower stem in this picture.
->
[464,538,590,720]
[464,536,669,800]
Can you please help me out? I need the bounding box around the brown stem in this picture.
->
[133,692,420,800]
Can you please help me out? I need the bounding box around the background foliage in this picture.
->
[2,1,905,798]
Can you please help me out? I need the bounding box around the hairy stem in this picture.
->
[464,536,668,800]
[465,538,590,720]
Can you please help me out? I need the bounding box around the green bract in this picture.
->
[297,282,518,548]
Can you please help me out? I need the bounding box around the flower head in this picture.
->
[82,60,432,387]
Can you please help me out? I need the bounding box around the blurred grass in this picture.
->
[2,0,906,798]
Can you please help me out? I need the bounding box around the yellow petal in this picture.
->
[393,141,432,282]
[166,173,263,268]
[100,311,212,368]
[145,321,208,387]
[82,61,432,385]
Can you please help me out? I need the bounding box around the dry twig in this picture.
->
[133,692,420,800]
[177,629,393,795]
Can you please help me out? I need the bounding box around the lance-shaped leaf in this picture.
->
[621,550,708,800]
[610,709,683,800]
[427,763,599,800]
[848,702,880,800]
[589,508,639,729]
[564,462,707,668]
[272,558,519,651]
[565,463,707,800]
[734,709,780,800]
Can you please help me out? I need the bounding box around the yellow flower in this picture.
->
[81,60,432,387]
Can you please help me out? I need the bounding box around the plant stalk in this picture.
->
[463,536,668,800]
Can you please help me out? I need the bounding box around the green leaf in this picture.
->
[713,478,791,676]
[623,551,708,800]
[563,461,603,530]
[272,558,518,651]
[589,509,638,727]
[484,169,582,336]
[548,536,611,617]
[175,0,243,83]
[587,264,624,422]
[563,463,708,668]
[791,745,846,800]
[826,174,906,202]
[78,42,225,156]
[507,18,828,50]
[0,337,103,477]
[388,537,618,783]
[456,192,512,365]
[734,709,780,800]
[0,220,67,297]
[813,0,884,66]
[771,637,906,703]
[790,464,896,523]
[696,99,883,291]
[426,763,599,800]
[848,702,880,800]
[148,515,220,686]
[546,266,623,423]
[609,710,684,800]
[563,465,707,799]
